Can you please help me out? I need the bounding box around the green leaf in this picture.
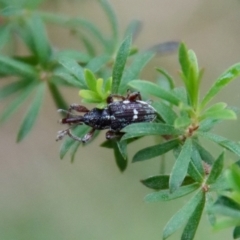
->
[119,51,155,94]
[128,80,180,105]
[113,141,127,172]
[26,14,51,64]
[174,116,191,129]
[132,139,179,162]
[79,89,102,102]
[58,56,86,88]
[0,24,11,49]
[116,140,128,160]
[53,70,83,88]
[206,193,216,226]
[233,226,240,239]
[191,146,205,177]
[86,55,110,73]
[200,63,240,109]
[181,192,205,240]
[0,82,37,123]
[193,140,214,165]
[59,126,89,159]
[213,196,240,219]
[124,20,141,40]
[53,50,90,63]
[121,122,181,141]
[179,42,190,78]
[198,132,240,157]
[169,138,192,193]
[141,175,195,190]
[48,81,68,110]
[156,68,175,89]
[199,118,221,132]
[200,108,237,120]
[84,69,97,91]
[112,36,132,94]
[151,102,177,125]
[99,0,118,51]
[0,55,37,77]
[17,83,45,142]
[70,141,81,163]
[163,190,205,240]
[188,161,203,183]
[145,183,199,202]
[0,80,29,100]
[206,152,224,184]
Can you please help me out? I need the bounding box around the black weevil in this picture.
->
[56,91,156,143]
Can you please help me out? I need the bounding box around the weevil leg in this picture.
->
[81,128,95,143]
[106,94,126,104]
[105,130,124,140]
[126,91,142,101]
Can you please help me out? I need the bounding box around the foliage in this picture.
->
[1,0,240,240]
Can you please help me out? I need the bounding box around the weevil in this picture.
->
[56,91,156,143]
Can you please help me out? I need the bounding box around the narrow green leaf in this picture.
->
[169,138,192,193]
[84,69,97,91]
[112,36,132,94]
[233,226,240,239]
[193,140,214,165]
[0,24,10,49]
[141,175,195,190]
[132,139,179,162]
[58,56,86,88]
[174,116,191,129]
[86,55,110,73]
[113,141,127,172]
[121,122,181,141]
[156,68,175,89]
[145,183,199,202]
[79,89,102,102]
[124,20,141,40]
[213,196,240,219]
[26,14,51,64]
[66,17,108,51]
[99,0,118,51]
[119,51,155,94]
[53,70,83,88]
[188,161,203,183]
[116,140,128,160]
[181,192,205,240]
[151,102,177,125]
[179,42,190,78]
[206,152,224,184]
[128,80,180,105]
[199,118,221,132]
[0,82,37,123]
[17,83,45,142]
[0,55,37,77]
[200,109,237,120]
[191,146,205,177]
[53,50,90,63]
[198,132,240,157]
[206,193,216,226]
[201,63,240,108]
[163,190,204,240]
[48,81,68,110]
[0,80,29,100]
[70,141,81,163]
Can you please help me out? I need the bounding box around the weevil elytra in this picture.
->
[56,92,156,143]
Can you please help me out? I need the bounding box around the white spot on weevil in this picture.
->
[123,100,130,104]
[132,115,138,120]
[133,109,138,115]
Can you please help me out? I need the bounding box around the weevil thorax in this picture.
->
[83,108,111,130]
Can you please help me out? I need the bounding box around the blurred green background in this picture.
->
[1,0,240,239]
